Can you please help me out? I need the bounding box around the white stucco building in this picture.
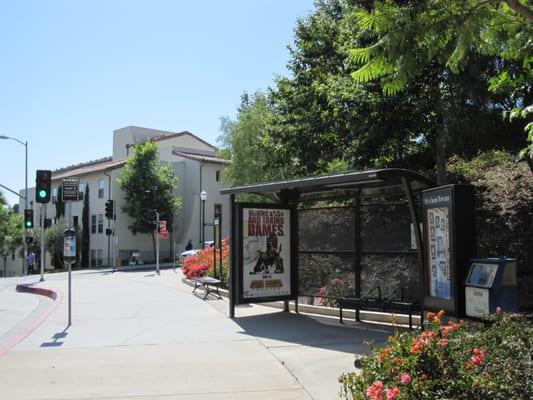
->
[3,126,229,276]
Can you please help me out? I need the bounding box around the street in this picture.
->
[0,268,391,400]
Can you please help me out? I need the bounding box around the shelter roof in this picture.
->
[221,168,434,201]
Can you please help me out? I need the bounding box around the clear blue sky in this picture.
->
[0,0,315,206]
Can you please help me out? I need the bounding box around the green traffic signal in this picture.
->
[24,209,34,229]
[38,189,47,198]
[25,221,32,228]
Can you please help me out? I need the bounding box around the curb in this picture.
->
[0,284,63,357]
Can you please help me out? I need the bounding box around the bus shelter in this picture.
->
[221,168,435,319]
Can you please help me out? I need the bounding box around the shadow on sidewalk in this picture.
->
[232,310,393,354]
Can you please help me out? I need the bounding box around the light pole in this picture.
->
[200,190,207,248]
[0,135,28,275]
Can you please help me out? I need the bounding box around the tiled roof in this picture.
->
[52,157,125,181]
[172,150,230,165]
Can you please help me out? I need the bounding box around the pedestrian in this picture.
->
[185,239,193,251]
[27,251,35,275]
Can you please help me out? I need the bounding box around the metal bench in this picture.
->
[340,286,420,330]
[192,276,222,300]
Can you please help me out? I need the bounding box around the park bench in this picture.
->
[339,285,420,330]
[192,276,222,300]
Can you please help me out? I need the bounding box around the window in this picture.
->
[52,187,58,204]
[91,215,97,234]
[98,179,105,198]
[97,249,104,267]
[90,249,96,267]
[216,170,221,182]
[214,204,222,226]
[98,214,104,233]
[78,183,85,201]
[73,216,79,228]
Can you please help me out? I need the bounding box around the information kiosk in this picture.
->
[465,257,518,318]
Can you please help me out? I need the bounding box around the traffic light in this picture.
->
[105,200,114,220]
[35,170,52,203]
[24,209,34,229]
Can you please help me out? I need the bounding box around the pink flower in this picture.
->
[496,306,502,313]
[366,381,384,399]
[385,387,400,400]
[400,372,412,384]
[439,338,449,347]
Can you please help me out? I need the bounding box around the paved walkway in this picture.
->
[0,268,392,399]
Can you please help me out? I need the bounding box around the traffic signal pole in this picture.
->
[40,204,46,282]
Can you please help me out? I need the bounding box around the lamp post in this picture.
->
[200,190,207,247]
[0,135,28,275]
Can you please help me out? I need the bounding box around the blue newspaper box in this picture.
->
[465,257,517,318]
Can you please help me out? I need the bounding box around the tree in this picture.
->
[218,92,284,187]
[55,186,65,220]
[0,206,23,275]
[117,140,181,260]
[45,217,67,268]
[349,0,533,175]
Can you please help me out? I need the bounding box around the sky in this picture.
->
[0,0,315,207]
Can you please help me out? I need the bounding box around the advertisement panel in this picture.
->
[239,205,294,301]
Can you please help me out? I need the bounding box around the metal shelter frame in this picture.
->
[221,168,435,318]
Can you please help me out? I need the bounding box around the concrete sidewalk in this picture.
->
[0,268,391,399]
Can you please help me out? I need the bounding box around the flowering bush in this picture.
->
[182,237,230,285]
[317,275,354,307]
[340,310,533,399]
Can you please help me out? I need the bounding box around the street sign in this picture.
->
[62,177,79,202]
[158,230,169,239]
[63,229,77,263]
[159,220,167,232]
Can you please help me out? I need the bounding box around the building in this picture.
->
[4,126,229,276]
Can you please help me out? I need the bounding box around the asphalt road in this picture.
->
[0,267,391,400]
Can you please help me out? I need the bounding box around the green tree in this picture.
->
[55,186,65,220]
[218,92,284,187]
[117,140,181,260]
[45,217,67,268]
[0,206,23,275]
[349,0,533,174]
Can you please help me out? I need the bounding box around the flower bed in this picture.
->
[340,310,533,399]
[182,237,230,285]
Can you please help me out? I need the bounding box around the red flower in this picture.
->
[385,387,400,400]
[439,338,449,347]
[366,380,384,400]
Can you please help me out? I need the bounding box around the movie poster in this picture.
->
[241,207,291,299]
[427,207,451,299]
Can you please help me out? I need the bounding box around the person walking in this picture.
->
[26,251,36,275]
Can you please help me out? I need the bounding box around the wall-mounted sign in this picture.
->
[236,204,296,304]
[62,177,79,202]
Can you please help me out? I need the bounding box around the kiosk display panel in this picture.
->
[466,263,498,288]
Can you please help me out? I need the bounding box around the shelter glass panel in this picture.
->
[298,252,356,302]
[360,203,412,252]
[360,254,419,302]
[299,207,354,252]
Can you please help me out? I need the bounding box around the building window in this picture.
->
[216,170,221,182]
[98,179,105,198]
[98,214,103,233]
[90,249,96,267]
[52,187,58,204]
[91,215,97,234]
[78,183,85,201]
[73,216,79,228]
[97,249,104,267]
[214,204,222,226]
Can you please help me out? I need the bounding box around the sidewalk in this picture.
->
[0,268,392,400]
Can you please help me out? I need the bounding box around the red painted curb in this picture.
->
[0,284,63,356]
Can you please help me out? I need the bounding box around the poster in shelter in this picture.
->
[427,207,451,299]
[241,207,291,299]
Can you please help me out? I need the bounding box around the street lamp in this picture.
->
[0,135,28,275]
[200,190,207,247]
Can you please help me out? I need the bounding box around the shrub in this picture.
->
[447,152,533,310]
[182,237,230,284]
[340,310,533,399]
